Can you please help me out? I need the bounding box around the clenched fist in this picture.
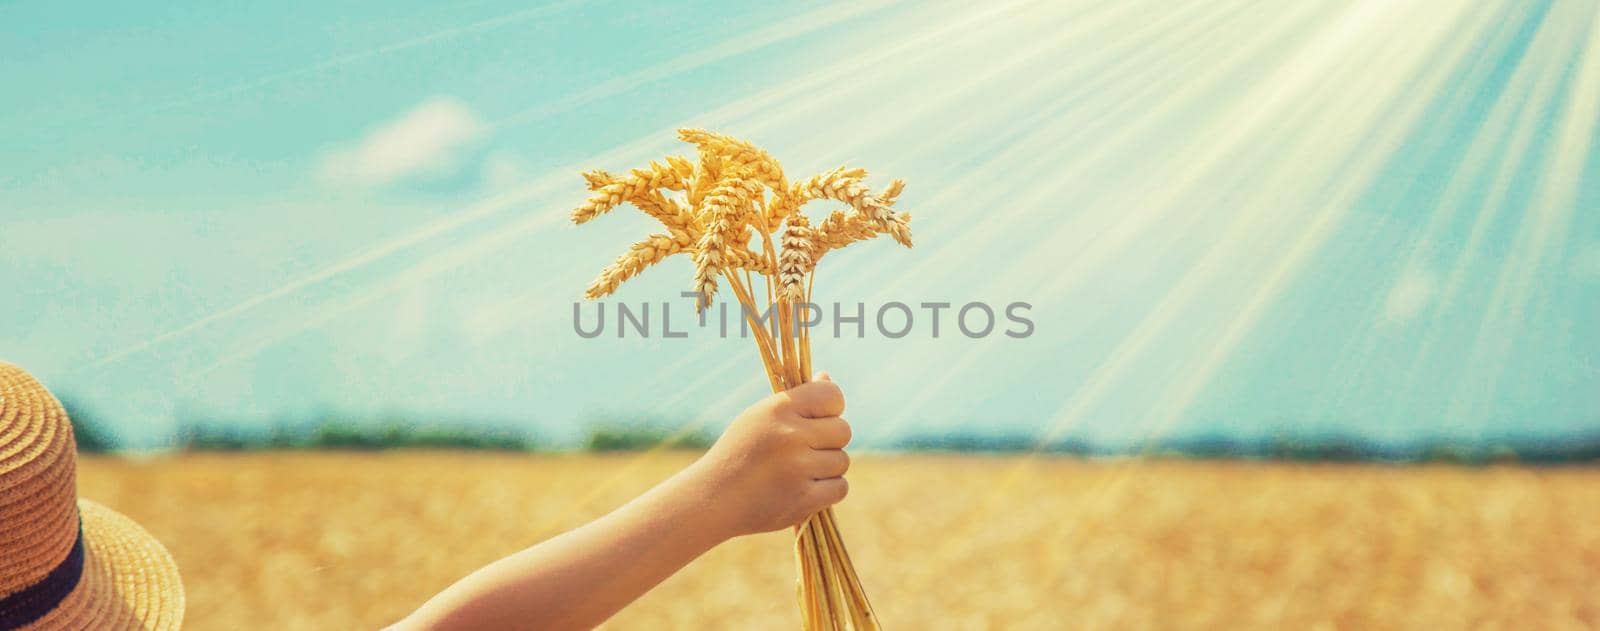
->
[686,372,853,537]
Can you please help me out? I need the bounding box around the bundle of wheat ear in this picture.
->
[571,129,911,630]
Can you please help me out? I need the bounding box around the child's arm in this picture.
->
[390,374,852,631]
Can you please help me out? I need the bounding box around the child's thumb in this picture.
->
[813,371,832,382]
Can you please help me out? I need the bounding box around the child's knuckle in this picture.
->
[818,381,843,404]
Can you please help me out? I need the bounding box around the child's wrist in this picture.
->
[668,457,744,544]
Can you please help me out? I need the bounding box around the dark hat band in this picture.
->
[0,521,84,630]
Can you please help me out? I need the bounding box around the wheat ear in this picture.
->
[689,153,723,208]
[580,169,615,190]
[586,241,769,300]
[772,167,867,221]
[778,215,815,301]
[879,178,905,203]
[678,128,787,191]
[725,246,775,275]
[809,210,877,261]
[571,160,690,225]
[794,174,912,248]
[691,177,761,306]
[581,168,695,231]
[584,229,695,299]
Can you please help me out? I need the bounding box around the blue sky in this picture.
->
[2,0,1597,449]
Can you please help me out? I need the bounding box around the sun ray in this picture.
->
[864,0,1391,437]
[1316,0,1579,439]
[1128,0,1517,453]
[1448,0,1600,426]
[862,0,1341,441]
[1260,9,1600,614]
[1031,0,1493,484]
[897,0,1505,589]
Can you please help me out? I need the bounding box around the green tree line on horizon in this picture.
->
[54,394,1600,464]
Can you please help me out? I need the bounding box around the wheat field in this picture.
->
[75,453,1599,630]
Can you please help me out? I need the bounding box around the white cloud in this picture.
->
[1382,267,1436,325]
[318,96,485,187]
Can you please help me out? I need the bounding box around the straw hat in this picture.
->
[0,363,183,630]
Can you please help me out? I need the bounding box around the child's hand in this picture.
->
[688,372,853,538]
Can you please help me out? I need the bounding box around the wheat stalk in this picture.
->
[570,129,912,630]
[585,240,773,300]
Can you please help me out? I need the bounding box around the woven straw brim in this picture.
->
[21,499,184,630]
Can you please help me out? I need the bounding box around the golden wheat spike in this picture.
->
[688,153,723,208]
[767,167,866,226]
[691,178,762,306]
[778,215,815,301]
[665,155,696,183]
[580,169,615,190]
[678,128,786,191]
[583,230,695,300]
[725,245,775,276]
[579,168,695,232]
[794,175,912,248]
[571,161,690,225]
[570,180,632,224]
[587,243,769,301]
[879,179,905,203]
[809,210,877,263]
[646,160,691,191]
[803,177,913,264]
